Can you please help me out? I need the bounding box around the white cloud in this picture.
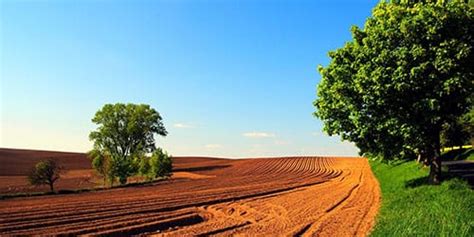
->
[274,140,289,145]
[205,144,222,149]
[173,123,194,128]
[242,132,275,138]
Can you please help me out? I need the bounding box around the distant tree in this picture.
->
[148,148,173,178]
[27,159,62,192]
[314,0,474,184]
[89,103,167,185]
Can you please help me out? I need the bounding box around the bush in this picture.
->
[149,148,172,179]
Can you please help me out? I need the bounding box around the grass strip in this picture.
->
[369,160,473,237]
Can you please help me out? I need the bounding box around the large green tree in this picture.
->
[314,0,473,184]
[89,103,167,185]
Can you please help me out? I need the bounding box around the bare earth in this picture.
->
[0,149,380,236]
[0,148,95,194]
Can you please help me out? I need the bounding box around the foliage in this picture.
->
[314,0,474,183]
[138,148,172,180]
[441,105,473,147]
[88,149,113,186]
[369,159,473,236]
[148,148,173,178]
[89,103,167,185]
[139,155,152,179]
[460,106,474,145]
[27,159,62,192]
[441,116,471,147]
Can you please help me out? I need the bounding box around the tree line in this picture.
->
[314,0,473,184]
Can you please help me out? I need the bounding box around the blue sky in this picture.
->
[1,0,377,157]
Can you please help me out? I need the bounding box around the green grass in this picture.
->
[369,160,474,237]
[466,149,474,161]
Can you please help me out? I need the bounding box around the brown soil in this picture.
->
[0,148,91,176]
[0,149,380,236]
[0,149,231,194]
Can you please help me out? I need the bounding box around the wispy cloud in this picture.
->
[274,140,289,145]
[242,132,275,138]
[205,144,222,149]
[173,123,195,129]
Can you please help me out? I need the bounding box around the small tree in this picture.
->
[27,159,62,192]
[149,148,173,178]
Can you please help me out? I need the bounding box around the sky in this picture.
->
[1,0,378,157]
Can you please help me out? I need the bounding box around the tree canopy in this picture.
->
[89,103,168,185]
[314,0,473,184]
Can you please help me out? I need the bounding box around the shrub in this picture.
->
[149,148,173,179]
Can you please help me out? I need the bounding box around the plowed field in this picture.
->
[0,149,380,236]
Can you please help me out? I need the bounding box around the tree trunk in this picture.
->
[49,182,55,193]
[428,136,442,185]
